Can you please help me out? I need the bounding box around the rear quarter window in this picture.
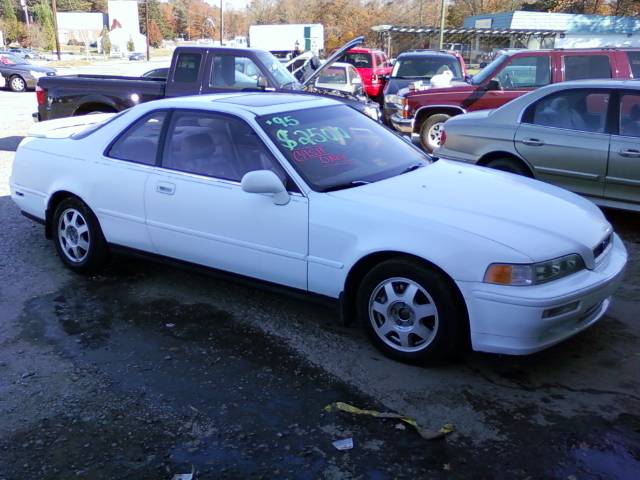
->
[563,55,611,81]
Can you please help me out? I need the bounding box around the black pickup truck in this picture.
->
[35,37,381,122]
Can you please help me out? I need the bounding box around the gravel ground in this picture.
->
[0,88,639,479]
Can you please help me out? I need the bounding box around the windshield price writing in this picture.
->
[275,126,352,151]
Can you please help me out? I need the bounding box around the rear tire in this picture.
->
[485,157,532,177]
[9,75,26,92]
[419,114,450,152]
[53,197,109,274]
[356,258,466,363]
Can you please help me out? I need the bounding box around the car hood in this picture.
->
[302,36,364,88]
[328,160,611,265]
[397,81,472,97]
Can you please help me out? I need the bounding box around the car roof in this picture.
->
[145,92,340,116]
[500,47,640,56]
[397,50,457,58]
[346,48,383,54]
[543,79,640,89]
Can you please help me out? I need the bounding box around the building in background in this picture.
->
[464,11,640,49]
[105,0,146,54]
[56,12,106,45]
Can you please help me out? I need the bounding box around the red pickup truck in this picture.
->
[391,48,640,151]
[337,47,393,100]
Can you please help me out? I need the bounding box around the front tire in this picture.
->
[419,114,450,152]
[9,75,26,92]
[357,258,466,363]
[53,198,109,274]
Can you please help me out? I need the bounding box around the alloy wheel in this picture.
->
[368,277,439,353]
[427,122,443,150]
[57,208,91,263]
[10,76,26,92]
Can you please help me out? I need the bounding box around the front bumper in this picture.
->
[390,113,414,134]
[458,234,628,355]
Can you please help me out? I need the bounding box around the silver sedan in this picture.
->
[436,79,640,212]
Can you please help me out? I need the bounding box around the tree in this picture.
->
[32,0,56,50]
[127,36,134,51]
[1,0,20,43]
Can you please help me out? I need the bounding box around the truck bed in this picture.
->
[37,74,166,121]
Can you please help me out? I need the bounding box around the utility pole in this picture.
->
[51,0,61,60]
[20,0,30,29]
[219,0,224,45]
[145,0,150,60]
[438,0,446,50]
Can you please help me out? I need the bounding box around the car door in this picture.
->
[480,53,552,110]
[605,90,640,205]
[144,109,309,289]
[95,110,168,252]
[515,88,611,198]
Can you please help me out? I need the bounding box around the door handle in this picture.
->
[156,182,176,195]
[521,138,544,147]
[619,149,640,158]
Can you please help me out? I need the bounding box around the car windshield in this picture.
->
[391,56,463,79]
[256,105,430,192]
[339,53,372,69]
[471,54,508,85]
[256,51,300,87]
[0,53,28,65]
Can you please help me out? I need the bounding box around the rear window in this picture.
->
[318,67,347,84]
[392,55,463,80]
[340,53,372,69]
[564,55,611,81]
[173,53,202,83]
[627,51,640,78]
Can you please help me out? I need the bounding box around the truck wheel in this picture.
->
[485,157,532,177]
[357,258,466,363]
[9,75,26,92]
[419,114,450,152]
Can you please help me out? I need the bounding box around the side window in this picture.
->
[524,89,610,133]
[161,111,298,191]
[107,111,167,165]
[210,55,262,89]
[494,55,550,89]
[564,55,611,81]
[619,93,640,137]
[173,53,202,83]
[627,52,640,78]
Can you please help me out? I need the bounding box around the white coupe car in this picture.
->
[10,93,627,362]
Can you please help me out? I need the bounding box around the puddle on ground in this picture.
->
[10,267,640,479]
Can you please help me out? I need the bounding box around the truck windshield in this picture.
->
[471,54,507,85]
[392,56,462,80]
[256,105,429,192]
[256,51,300,88]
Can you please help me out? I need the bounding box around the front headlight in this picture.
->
[363,104,381,121]
[484,254,586,286]
[30,70,46,79]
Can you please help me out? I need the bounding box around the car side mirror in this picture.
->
[486,79,502,91]
[257,75,269,89]
[241,170,290,205]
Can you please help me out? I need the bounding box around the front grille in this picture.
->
[593,233,612,260]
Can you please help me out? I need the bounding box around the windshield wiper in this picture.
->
[323,180,370,192]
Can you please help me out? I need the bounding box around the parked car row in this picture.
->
[389,47,640,152]
[34,37,381,122]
